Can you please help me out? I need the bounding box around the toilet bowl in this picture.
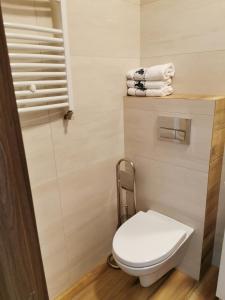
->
[112,210,194,287]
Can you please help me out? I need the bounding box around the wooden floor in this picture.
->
[72,265,218,300]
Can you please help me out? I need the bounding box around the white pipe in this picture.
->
[6,32,63,43]
[17,95,69,105]
[9,53,65,60]
[11,63,66,69]
[15,88,68,97]
[7,43,64,52]
[12,72,66,78]
[4,22,63,34]
[18,103,69,113]
[14,80,67,87]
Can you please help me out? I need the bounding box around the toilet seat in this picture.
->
[113,211,188,268]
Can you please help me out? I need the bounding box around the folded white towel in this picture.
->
[127,63,175,81]
[127,86,174,97]
[127,79,172,89]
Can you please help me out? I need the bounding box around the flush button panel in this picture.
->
[158,116,191,144]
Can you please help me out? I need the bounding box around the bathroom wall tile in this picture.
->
[141,0,159,5]
[67,0,140,58]
[124,99,214,172]
[32,179,70,299]
[65,207,114,269]
[19,111,50,129]
[22,121,57,187]
[42,246,70,300]
[58,160,117,284]
[132,156,208,279]
[58,159,117,232]
[70,56,139,110]
[49,56,139,176]
[141,0,225,57]
[66,207,114,285]
[134,157,208,224]
[31,180,63,242]
[124,96,215,115]
[141,52,225,95]
[68,243,111,287]
[50,108,124,176]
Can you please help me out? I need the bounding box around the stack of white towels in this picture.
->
[126,63,175,97]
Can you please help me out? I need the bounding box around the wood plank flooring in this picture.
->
[72,265,218,300]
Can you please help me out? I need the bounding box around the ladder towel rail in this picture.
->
[4,0,74,118]
[18,103,69,113]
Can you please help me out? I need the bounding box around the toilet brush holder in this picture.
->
[107,158,136,269]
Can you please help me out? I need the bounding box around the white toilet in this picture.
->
[112,210,194,287]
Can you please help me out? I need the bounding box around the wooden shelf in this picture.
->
[124,94,225,101]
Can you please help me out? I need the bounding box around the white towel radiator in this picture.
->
[4,0,74,119]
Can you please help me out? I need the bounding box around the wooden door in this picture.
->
[0,4,49,300]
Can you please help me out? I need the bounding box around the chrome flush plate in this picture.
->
[158,116,191,145]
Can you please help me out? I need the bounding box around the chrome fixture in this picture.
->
[116,159,136,226]
[107,158,136,269]
[158,116,191,144]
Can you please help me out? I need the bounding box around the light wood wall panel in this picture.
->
[201,100,225,276]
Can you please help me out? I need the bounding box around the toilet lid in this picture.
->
[113,211,187,268]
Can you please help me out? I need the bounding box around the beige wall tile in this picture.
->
[32,179,71,299]
[141,1,225,95]
[124,96,215,115]
[141,0,158,5]
[57,160,117,220]
[132,156,207,279]
[50,109,124,175]
[22,121,57,187]
[32,180,63,241]
[67,0,140,58]
[141,0,225,57]
[58,160,118,287]
[42,246,70,300]
[70,56,139,110]
[141,52,225,95]
[124,104,214,172]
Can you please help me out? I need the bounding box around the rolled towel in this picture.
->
[127,63,175,81]
[127,86,174,97]
[127,79,172,89]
